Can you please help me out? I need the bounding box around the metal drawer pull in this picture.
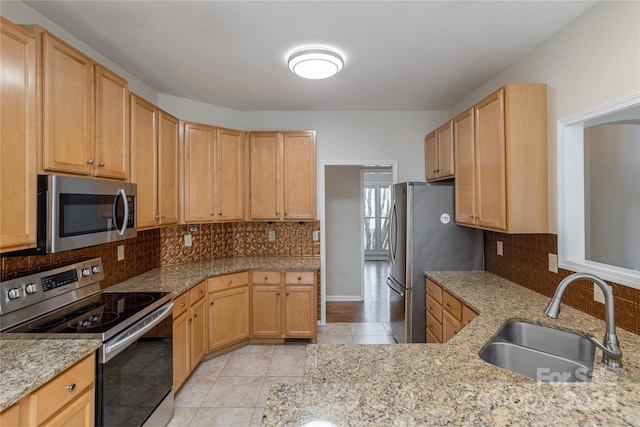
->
[210,301,214,305]
[67,383,76,392]
[179,303,186,307]
[446,302,452,307]
[193,313,198,318]
[87,159,94,165]
[98,161,105,167]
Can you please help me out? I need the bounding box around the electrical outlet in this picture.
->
[548,253,558,273]
[268,230,276,241]
[184,234,192,247]
[593,282,605,304]
[312,231,319,241]
[496,241,503,256]
[117,245,125,261]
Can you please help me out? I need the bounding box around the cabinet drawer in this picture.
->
[442,291,462,321]
[426,297,442,321]
[173,292,189,318]
[462,305,478,325]
[443,311,463,342]
[426,279,442,304]
[30,353,95,425]
[284,271,315,285]
[251,270,281,285]
[208,271,249,292]
[426,311,442,343]
[190,281,206,304]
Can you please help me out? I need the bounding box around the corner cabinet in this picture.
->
[130,94,180,229]
[0,18,37,253]
[454,84,548,233]
[249,131,316,221]
[207,272,250,352]
[425,121,454,182]
[426,279,477,344]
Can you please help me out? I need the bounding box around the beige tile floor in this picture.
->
[168,321,394,427]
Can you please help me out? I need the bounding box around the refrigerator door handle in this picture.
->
[386,276,404,297]
[389,201,398,264]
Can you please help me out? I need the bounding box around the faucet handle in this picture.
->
[590,334,623,368]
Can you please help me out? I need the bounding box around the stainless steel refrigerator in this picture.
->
[386,181,484,343]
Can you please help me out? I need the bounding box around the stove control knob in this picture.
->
[80,320,90,328]
[81,268,91,277]
[90,315,100,323]
[91,265,101,274]
[7,288,21,300]
[25,283,38,295]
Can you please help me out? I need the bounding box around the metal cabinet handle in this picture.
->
[188,317,192,322]
[155,215,159,219]
[264,276,268,281]
[87,159,94,165]
[432,169,437,173]
[469,214,474,218]
[284,211,288,216]
[218,212,222,216]
[286,292,290,296]
[67,383,76,392]
[228,280,232,286]
[193,313,198,318]
[474,215,480,219]
[446,302,452,307]
[297,277,302,281]
[162,214,166,219]
[210,301,214,306]
[98,161,105,167]
[276,211,280,215]
[276,292,281,296]
[179,303,186,307]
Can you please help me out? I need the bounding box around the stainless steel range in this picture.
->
[0,258,174,427]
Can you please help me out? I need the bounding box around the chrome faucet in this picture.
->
[544,272,622,369]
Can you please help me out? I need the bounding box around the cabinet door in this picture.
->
[251,285,282,338]
[172,310,190,391]
[284,285,316,338]
[443,311,462,343]
[250,132,281,220]
[41,32,93,175]
[0,19,37,252]
[158,111,180,225]
[424,131,438,181]
[183,122,215,222]
[283,131,316,220]
[436,121,454,178]
[207,287,250,352]
[216,128,244,221]
[130,95,158,229]
[40,387,94,427]
[453,108,477,226]
[190,297,206,368]
[94,65,129,179]
[0,399,27,427]
[475,89,507,231]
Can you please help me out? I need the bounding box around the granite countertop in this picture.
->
[0,338,101,411]
[262,271,640,426]
[0,256,319,413]
[106,256,320,295]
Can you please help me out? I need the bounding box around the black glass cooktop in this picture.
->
[6,292,171,338]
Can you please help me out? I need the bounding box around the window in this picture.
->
[362,170,392,260]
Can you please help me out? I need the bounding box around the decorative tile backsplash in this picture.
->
[0,229,161,289]
[160,221,320,266]
[484,232,639,336]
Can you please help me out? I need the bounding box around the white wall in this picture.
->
[449,0,640,233]
[1,0,158,103]
[325,166,363,300]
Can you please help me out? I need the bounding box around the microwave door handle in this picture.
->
[113,188,129,236]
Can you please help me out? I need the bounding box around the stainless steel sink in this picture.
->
[479,321,595,382]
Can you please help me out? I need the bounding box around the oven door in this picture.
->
[96,302,173,427]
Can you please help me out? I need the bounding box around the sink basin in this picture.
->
[479,321,595,382]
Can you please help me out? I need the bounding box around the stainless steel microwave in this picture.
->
[31,175,137,254]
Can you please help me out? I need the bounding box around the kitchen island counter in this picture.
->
[263,271,640,426]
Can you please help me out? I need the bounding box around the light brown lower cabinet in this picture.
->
[207,272,250,353]
[0,353,95,427]
[173,280,207,391]
[426,279,477,343]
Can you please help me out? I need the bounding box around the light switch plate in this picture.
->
[593,282,606,304]
[312,231,319,241]
[268,230,276,241]
[117,245,124,261]
[184,234,192,247]
[548,253,558,273]
[497,241,503,256]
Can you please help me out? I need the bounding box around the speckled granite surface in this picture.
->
[0,338,100,411]
[106,256,320,296]
[262,271,640,426]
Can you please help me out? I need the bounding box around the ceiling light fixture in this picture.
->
[287,48,344,80]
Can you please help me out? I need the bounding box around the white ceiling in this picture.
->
[23,1,597,112]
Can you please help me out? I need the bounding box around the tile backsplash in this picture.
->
[160,221,321,266]
[484,232,639,336]
[0,229,161,289]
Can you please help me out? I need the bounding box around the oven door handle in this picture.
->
[102,302,173,363]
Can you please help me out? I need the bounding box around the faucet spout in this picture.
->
[544,272,623,369]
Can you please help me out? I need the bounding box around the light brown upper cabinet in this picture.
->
[30,27,129,180]
[182,122,245,223]
[130,94,180,229]
[454,84,548,233]
[0,18,37,253]
[249,131,316,221]
[425,121,454,182]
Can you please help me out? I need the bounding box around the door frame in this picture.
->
[318,160,399,325]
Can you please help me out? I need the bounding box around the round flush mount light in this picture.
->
[287,48,344,80]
